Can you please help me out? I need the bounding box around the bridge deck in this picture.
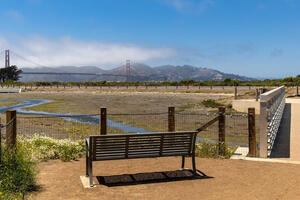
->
[271,98,300,161]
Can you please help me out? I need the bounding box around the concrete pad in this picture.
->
[286,98,300,104]
[80,176,97,188]
[289,102,300,161]
[232,147,300,164]
[231,147,249,160]
[244,157,300,165]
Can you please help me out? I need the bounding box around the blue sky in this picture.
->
[0,0,299,78]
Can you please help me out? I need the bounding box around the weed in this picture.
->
[202,99,223,108]
[195,141,235,159]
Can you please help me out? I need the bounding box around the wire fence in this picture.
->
[0,111,253,147]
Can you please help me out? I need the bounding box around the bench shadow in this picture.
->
[270,103,291,158]
[96,169,213,187]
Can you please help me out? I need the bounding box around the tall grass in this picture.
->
[0,144,37,200]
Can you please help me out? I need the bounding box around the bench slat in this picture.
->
[95,147,190,157]
[90,131,197,161]
[94,152,191,161]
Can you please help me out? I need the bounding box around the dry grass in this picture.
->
[0,88,251,145]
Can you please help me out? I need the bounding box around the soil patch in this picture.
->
[33,157,300,200]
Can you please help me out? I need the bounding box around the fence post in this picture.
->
[234,86,238,100]
[248,108,256,157]
[6,110,17,149]
[297,85,299,96]
[255,88,259,101]
[100,108,107,135]
[168,107,175,132]
[0,118,2,163]
[218,107,225,156]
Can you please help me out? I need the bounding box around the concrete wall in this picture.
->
[232,99,260,113]
[0,88,22,93]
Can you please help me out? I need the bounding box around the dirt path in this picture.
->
[33,157,300,200]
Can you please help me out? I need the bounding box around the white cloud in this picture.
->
[4,10,24,23]
[164,0,191,12]
[163,0,214,13]
[0,36,176,68]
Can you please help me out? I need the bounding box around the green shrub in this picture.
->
[0,144,37,200]
[195,142,235,159]
[201,99,223,108]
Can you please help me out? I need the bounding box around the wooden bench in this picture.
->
[86,131,199,187]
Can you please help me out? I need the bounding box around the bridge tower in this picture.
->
[5,49,10,68]
[126,59,131,81]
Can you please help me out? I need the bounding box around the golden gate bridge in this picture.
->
[0,49,135,81]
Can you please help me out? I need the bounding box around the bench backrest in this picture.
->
[88,131,198,161]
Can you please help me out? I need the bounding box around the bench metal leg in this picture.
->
[89,160,93,187]
[192,153,196,175]
[181,156,185,169]
[86,141,89,176]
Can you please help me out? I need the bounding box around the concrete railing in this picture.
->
[259,86,285,158]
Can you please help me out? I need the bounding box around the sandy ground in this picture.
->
[33,157,300,200]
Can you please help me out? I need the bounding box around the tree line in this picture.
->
[0,66,299,87]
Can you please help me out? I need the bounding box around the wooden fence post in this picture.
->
[248,108,256,157]
[218,107,225,156]
[168,107,175,132]
[234,86,238,100]
[256,88,259,101]
[0,119,2,163]
[100,108,107,135]
[297,86,299,96]
[6,110,17,149]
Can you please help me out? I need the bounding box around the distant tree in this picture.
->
[223,78,233,86]
[0,65,22,82]
[179,79,195,85]
[283,77,294,82]
[232,80,240,86]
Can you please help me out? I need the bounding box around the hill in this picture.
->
[20,64,254,82]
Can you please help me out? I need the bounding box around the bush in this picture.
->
[20,135,85,162]
[201,99,223,108]
[195,142,235,159]
[0,144,37,200]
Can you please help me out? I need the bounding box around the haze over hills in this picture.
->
[20,63,254,82]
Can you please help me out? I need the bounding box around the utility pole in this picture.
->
[5,49,10,68]
[126,59,131,82]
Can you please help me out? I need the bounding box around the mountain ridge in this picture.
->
[20,64,254,82]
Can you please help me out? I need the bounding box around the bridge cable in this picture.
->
[10,50,50,68]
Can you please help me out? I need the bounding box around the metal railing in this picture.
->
[259,86,285,157]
